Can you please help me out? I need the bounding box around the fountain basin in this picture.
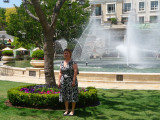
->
[0,65,160,84]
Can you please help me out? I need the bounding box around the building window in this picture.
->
[139,2,145,11]
[139,17,144,24]
[107,4,115,13]
[151,1,158,10]
[122,17,128,24]
[124,3,131,12]
[150,16,158,23]
[95,6,101,16]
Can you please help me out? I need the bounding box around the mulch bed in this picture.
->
[5,100,60,111]
[5,100,100,111]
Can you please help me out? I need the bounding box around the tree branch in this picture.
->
[51,0,66,29]
[30,0,51,32]
[22,0,40,22]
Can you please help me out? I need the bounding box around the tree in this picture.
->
[21,0,64,85]
[11,37,35,49]
[5,7,16,23]
[5,0,89,85]
[0,8,6,30]
[20,0,89,85]
[56,1,90,50]
[6,6,43,49]
[6,0,89,49]
[56,1,89,40]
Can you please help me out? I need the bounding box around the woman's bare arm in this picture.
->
[72,64,78,87]
[58,66,62,87]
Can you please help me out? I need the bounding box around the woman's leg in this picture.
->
[65,101,69,112]
[69,102,76,115]
[64,101,69,115]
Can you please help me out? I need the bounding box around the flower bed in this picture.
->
[8,84,98,109]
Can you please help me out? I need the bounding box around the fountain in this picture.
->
[72,12,107,61]
[119,10,160,67]
[72,9,160,73]
[2,10,160,83]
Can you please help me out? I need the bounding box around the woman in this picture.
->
[58,48,79,116]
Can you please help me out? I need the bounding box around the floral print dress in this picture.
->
[59,60,79,102]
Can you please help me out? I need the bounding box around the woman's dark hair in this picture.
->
[64,48,72,57]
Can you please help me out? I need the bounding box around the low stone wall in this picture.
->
[0,65,160,83]
[77,72,160,83]
[0,66,26,76]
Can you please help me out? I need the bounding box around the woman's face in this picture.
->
[64,51,71,59]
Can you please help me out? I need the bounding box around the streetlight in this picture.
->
[1,35,6,44]
[19,31,26,38]
[22,32,26,38]
[79,0,85,5]
[68,0,85,9]
[68,2,72,9]
[3,0,9,3]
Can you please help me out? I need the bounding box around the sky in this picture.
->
[0,0,22,8]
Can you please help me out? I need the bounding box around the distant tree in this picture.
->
[6,6,43,49]
[5,7,16,23]
[11,37,35,49]
[0,8,6,30]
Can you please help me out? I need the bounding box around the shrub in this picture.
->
[31,50,44,60]
[2,50,13,56]
[111,18,117,24]
[7,84,98,109]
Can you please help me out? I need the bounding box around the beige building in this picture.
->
[89,0,160,26]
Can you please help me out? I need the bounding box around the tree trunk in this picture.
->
[23,0,67,85]
[43,30,56,85]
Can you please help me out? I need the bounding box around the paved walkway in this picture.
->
[0,75,160,90]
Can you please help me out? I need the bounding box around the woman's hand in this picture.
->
[72,81,75,87]
[58,81,61,88]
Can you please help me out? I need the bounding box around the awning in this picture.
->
[2,47,13,51]
[32,47,40,51]
[16,47,27,51]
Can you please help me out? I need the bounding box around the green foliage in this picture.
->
[5,0,90,48]
[56,0,90,41]
[6,5,43,48]
[31,50,44,59]
[111,18,117,24]
[2,50,13,56]
[5,7,16,23]
[67,41,76,51]
[11,37,35,49]
[78,87,98,107]
[7,84,98,109]
[0,8,6,30]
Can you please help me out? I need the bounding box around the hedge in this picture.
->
[31,50,44,59]
[7,84,98,109]
[2,50,13,56]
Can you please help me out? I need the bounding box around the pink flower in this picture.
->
[47,91,50,94]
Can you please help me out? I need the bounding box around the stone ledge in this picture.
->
[0,66,160,83]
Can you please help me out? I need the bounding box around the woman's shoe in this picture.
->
[63,111,69,116]
[68,112,74,116]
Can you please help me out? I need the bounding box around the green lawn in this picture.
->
[0,80,160,120]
